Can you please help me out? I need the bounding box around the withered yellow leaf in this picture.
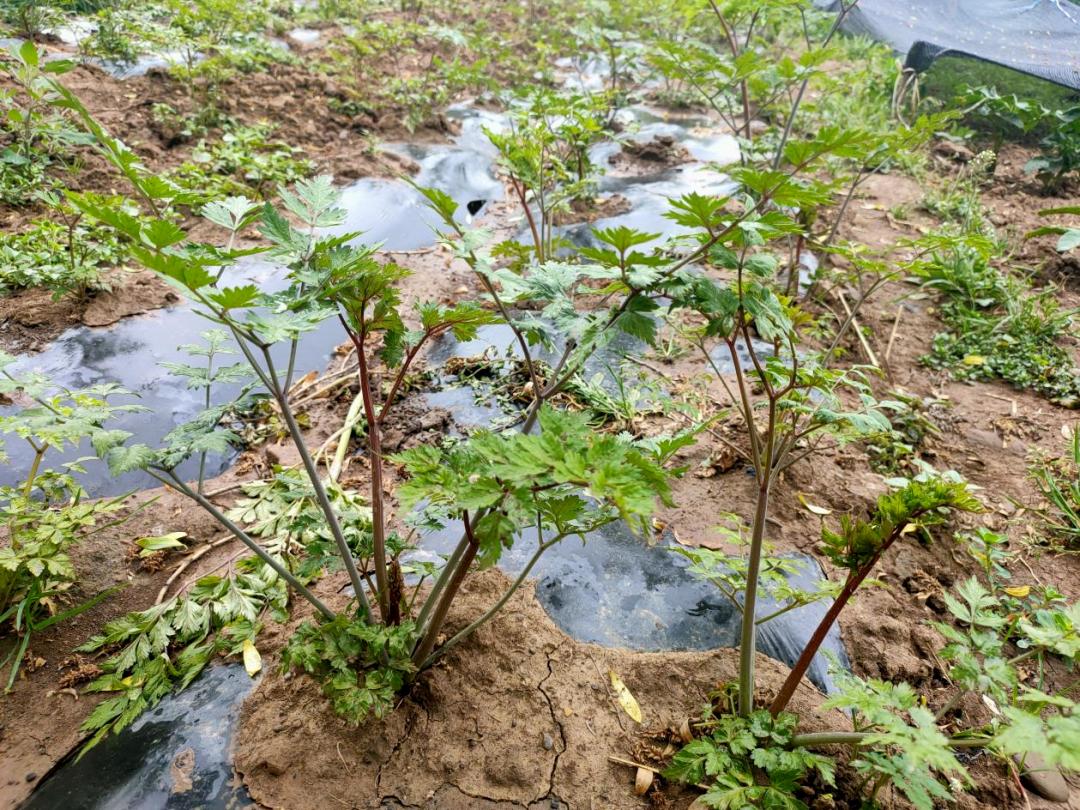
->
[609,670,642,723]
[798,493,832,516]
[242,639,262,677]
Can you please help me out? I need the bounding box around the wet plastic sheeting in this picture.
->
[0,107,504,496]
[0,259,346,496]
[421,318,657,427]
[321,104,504,250]
[418,520,850,694]
[816,0,1080,89]
[24,665,255,810]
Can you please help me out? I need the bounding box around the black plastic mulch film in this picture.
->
[815,0,1080,90]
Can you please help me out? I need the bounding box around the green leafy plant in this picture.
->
[768,474,980,713]
[42,77,685,745]
[863,389,942,475]
[487,87,613,261]
[0,193,129,299]
[919,149,995,234]
[912,238,1080,407]
[0,356,140,690]
[160,329,250,493]
[1027,204,1080,254]
[665,697,836,810]
[167,123,313,202]
[1,42,92,205]
[1029,428,1080,547]
[821,574,1080,809]
[1,0,63,38]
[78,558,282,747]
[959,86,1080,191]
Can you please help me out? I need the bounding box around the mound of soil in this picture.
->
[614,134,691,168]
[550,193,632,226]
[0,270,179,352]
[235,570,848,810]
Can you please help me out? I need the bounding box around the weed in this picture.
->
[167,123,313,201]
[0,358,140,690]
[1029,429,1080,547]
[912,242,1080,406]
[1,42,91,205]
[0,194,128,299]
[959,87,1080,191]
[1,0,63,38]
[864,390,943,475]
[919,149,995,233]
[563,365,666,433]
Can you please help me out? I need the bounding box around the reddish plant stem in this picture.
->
[410,511,480,669]
[347,324,391,624]
[769,521,917,715]
[511,176,544,262]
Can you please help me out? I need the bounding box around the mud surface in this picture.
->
[235,570,847,810]
[4,11,1080,810]
[24,664,255,810]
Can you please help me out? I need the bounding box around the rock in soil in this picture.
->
[1017,753,1071,803]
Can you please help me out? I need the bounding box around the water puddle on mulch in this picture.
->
[23,664,255,810]
[1,101,736,496]
[0,108,504,496]
[415,519,848,696]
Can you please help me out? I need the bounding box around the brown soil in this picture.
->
[3,14,1080,810]
[550,193,633,226]
[235,569,848,810]
[614,133,692,168]
[0,269,180,352]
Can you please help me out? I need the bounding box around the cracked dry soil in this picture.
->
[234,570,843,809]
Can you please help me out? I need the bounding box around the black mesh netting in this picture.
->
[815,0,1080,90]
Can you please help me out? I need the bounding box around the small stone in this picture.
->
[381,429,405,452]
[262,755,288,777]
[1017,753,1070,802]
[925,593,947,614]
[542,732,554,751]
[892,548,922,584]
[25,773,37,783]
[419,411,448,430]
[933,140,975,163]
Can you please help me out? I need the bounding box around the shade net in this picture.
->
[815,0,1080,90]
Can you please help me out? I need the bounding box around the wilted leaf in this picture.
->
[798,493,832,516]
[136,532,188,556]
[242,639,262,677]
[1003,586,1031,599]
[609,670,642,723]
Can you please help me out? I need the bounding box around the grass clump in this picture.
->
[1030,429,1080,547]
[913,243,1080,407]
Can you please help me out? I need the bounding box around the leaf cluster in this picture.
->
[819,475,980,572]
[280,615,417,725]
[664,709,836,810]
